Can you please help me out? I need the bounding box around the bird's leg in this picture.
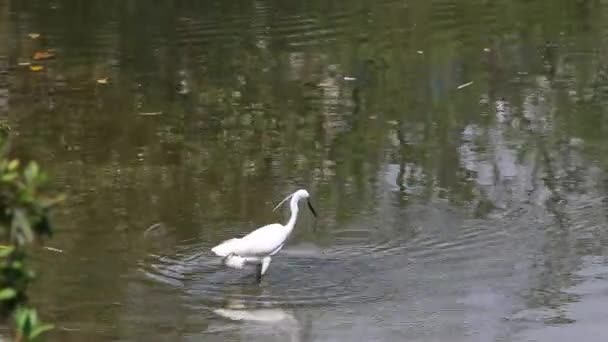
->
[255,263,263,284]
[254,257,272,284]
[260,257,272,276]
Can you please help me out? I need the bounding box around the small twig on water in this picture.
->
[457,81,474,90]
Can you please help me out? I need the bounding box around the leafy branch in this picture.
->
[0,126,61,341]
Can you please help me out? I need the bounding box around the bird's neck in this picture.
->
[285,195,300,233]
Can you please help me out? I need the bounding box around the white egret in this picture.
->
[211,189,317,282]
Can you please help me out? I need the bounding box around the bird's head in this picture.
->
[296,189,317,218]
[273,189,317,218]
[294,189,310,199]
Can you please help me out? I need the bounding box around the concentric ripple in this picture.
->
[139,200,545,315]
[139,240,398,309]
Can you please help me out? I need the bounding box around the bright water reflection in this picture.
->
[2,0,608,341]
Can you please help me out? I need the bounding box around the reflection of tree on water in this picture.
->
[458,61,608,322]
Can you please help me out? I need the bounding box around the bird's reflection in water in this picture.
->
[210,287,313,342]
[214,303,296,323]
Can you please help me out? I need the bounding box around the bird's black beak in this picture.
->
[307,199,318,231]
[307,199,317,218]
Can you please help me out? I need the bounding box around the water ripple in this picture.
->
[139,201,547,314]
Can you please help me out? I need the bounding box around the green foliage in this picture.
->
[0,129,61,341]
[14,307,53,342]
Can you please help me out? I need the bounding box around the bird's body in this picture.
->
[211,189,317,282]
[212,223,288,257]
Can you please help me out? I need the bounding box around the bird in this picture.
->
[211,189,317,282]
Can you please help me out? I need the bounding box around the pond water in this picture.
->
[2,0,608,341]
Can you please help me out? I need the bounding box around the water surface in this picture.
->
[2,0,608,341]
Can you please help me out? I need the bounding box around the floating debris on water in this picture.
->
[44,246,63,253]
[457,81,474,90]
[32,51,56,61]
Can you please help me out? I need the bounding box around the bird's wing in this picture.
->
[238,223,287,256]
[211,238,242,257]
[211,224,287,257]
[241,223,284,241]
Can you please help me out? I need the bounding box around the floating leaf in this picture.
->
[43,246,62,253]
[96,77,109,85]
[0,288,17,300]
[28,33,40,39]
[29,65,44,72]
[32,51,55,60]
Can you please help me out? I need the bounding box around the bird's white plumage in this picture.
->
[211,189,316,279]
[212,223,288,257]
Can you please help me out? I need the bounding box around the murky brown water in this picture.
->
[2,0,608,341]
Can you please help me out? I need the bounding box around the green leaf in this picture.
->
[29,323,54,339]
[0,287,16,300]
[2,172,17,182]
[22,313,32,338]
[14,308,53,340]
[28,309,38,326]
[8,159,19,171]
[37,171,48,185]
[15,307,32,333]
[0,245,14,257]
[24,162,39,186]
